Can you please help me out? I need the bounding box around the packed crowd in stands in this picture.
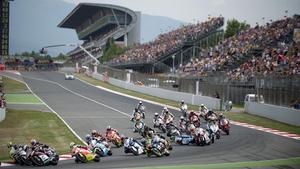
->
[107,16,224,65]
[180,15,300,80]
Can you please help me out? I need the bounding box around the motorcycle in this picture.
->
[106,130,124,148]
[207,120,221,143]
[219,118,230,135]
[174,134,194,145]
[134,120,145,135]
[146,141,170,157]
[194,128,211,146]
[166,124,181,141]
[71,146,100,163]
[153,116,167,133]
[30,146,59,166]
[138,105,146,119]
[124,138,145,156]
[8,144,32,166]
[131,111,142,122]
[189,113,201,128]
[90,140,112,157]
[180,105,188,117]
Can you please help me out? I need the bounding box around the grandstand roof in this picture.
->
[58,3,135,29]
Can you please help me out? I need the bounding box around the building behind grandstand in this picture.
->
[58,3,141,66]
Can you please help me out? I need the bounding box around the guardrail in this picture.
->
[245,101,300,126]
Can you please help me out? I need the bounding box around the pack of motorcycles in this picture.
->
[8,108,230,166]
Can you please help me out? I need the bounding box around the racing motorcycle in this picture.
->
[207,120,221,143]
[189,114,201,128]
[174,134,194,145]
[138,105,146,119]
[145,141,170,157]
[106,130,124,148]
[30,146,59,166]
[194,127,211,146]
[8,144,32,166]
[153,116,167,133]
[90,140,112,157]
[124,138,145,156]
[219,118,230,135]
[71,146,100,163]
[180,105,188,117]
[134,120,145,135]
[166,124,181,141]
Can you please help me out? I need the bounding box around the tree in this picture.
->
[225,19,250,38]
[101,38,127,63]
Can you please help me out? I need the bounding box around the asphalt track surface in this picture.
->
[3,71,300,169]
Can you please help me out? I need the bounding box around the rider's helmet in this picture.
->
[190,124,196,132]
[163,106,168,111]
[7,141,12,148]
[69,142,75,148]
[106,126,111,131]
[181,100,184,104]
[85,134,92,142]
[154,112,159,117]
[139,101,143,105]
[207,110,214,116]
[180,116,184,120]
[91,130,97,136]
[30,139,37,146]
[200,104,204,107]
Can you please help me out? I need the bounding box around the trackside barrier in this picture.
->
[0,108,5,122]
[245,101,300,126]
[91,73,221,110]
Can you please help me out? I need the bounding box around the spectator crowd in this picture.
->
[179,15,300,80]
[107,16,224,65]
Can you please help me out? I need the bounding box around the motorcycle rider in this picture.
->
[131,108,142,121]
[188,110,200,127]
[152,134,170,153]
[206,110,218,121]
[124,137,144,154]
[179,100,188,117]
[136,101,145,118]
[199,104,209,117]
[143,126,156,138]
[105,126,121,139]
[161,107,174,124]
[153,112,160,127]
[178,116,187,132]
[30,139,49,150]
[91,130,105,140]
[69,142,89,156]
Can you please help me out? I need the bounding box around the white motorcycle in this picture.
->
[124,138,144,156]
[195,127,211,146]
[153,116,167,133]
[206,120,220,143]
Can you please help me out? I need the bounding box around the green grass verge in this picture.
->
[6,93,42,104]
[2,77,27,93]
[134,157,300,169]
[75,73,300,135]
[0,109,82,161]
[225,112,300,135]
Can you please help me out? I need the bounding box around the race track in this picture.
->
[3,71,300,169]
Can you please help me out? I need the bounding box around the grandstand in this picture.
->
[58,3,140,66]
[107,17,224,73]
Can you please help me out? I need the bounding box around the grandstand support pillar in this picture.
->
[196,80,199,95]
[192,46,195,58]
[124,33,128,47]
[180,50,183,66]
[76,62,79,73]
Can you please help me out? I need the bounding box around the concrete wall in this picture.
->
[92,73,221,110]
[245,101,300,126]
[127,11,141,46]
[0,108,6,122]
